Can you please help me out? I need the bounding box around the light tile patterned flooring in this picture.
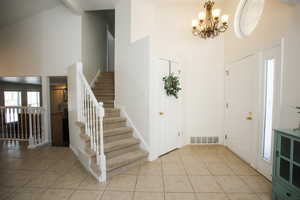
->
[0,141,272,200]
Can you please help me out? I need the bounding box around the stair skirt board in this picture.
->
[190,136,219,144]
[118,106,150,154]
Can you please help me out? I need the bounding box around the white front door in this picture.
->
[225,54,259,166]
[256,45,281,180]
[157,60,182,156]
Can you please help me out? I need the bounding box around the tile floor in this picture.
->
[0,141,272,200]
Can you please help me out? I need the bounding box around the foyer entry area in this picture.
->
[0,141,271,200]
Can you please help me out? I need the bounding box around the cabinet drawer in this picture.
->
[273,181,300,200]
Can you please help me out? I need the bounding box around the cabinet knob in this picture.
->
[159,112,164,115]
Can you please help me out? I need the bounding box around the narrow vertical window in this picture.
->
[27,91,40,107]
[263,59,275,161]
[4,91,22,123]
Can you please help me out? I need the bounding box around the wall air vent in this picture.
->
[190,136,219,144]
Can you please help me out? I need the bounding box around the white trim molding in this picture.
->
[119,106,151,157]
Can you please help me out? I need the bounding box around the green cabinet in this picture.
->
[273,129,300,200]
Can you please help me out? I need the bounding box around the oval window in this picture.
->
[234,0,265,38]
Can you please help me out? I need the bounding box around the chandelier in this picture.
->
[192,0,229,39]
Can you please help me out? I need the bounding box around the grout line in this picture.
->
[178,150,199,200]
[158,158,165,200]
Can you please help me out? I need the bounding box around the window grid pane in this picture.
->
[4,91,22,123]
[263,59,275,161]
[27,91,40,107]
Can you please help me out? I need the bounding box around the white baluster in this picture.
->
[37,109,40,145]
[96,109,99,164]
[28,108,34,148]
[25,108,28,139]
[20,108,24,139]
[5,108,8,139]
[16,108,20,140]
[33,110,37,146]
[1,108,4,139]
[9,108,12,138]
[92,105,97,152]
[41,108,45,144]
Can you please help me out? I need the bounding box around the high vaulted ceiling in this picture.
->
[70,0,119,11]
[0,0,61,29]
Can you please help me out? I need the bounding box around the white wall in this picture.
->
[0,5,81,76]
[115,0,151,145]
[82,12,108,82]
[223,1,300,129]
[151,1,225,144]
[116,0,225,157]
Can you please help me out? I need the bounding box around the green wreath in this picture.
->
[162,73,181,99]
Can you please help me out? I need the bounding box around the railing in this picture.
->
[77,64,106,182]
[0,106,46,148]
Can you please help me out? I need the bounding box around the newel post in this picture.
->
[76,62,84,122]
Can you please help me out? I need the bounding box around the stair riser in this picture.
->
[108,158,147,179]
[94,92,114,95]
[105,111,120,118]
[96,95,115,99]
[103,121,126,130]
[104,105,114,109]
[106,144,140,159]
[94,83,114,86]
[104,133,132,143]
[108,153,148,172]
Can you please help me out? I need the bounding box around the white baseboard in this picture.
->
[90,69,101,88]
[119,106,151,155]
[69,144,79,156]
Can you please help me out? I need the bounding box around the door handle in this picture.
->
[246,116,253,120]
[246,112,253,120]
[159,112,164,115]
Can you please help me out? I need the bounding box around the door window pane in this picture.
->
[281,136,291,159]
[292,164,300,189]
[262,59,275,160]
[280,158,290,182]
[294,140,300,164]
[4,91,22,123]
[27,91,40,107]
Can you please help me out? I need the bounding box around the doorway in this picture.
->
[256,45,282,180]
[225,54,259,166]
[155,59,183,157]
[225,45,282,180]
[49,77,69,147]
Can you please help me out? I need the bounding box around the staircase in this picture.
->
[78,72,148,181]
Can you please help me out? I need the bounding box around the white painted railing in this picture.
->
[0,106,46,148]
[77,64,106,182]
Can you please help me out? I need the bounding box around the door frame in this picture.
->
[255,42,283,180]
[224,39,284,180]
[224,53,260,167]
[149,57,185,160]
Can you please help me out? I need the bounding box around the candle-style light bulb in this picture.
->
[221,15,229,23]
[192,19,198,28]
[212,9,221,18]
[198,12,206,21]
